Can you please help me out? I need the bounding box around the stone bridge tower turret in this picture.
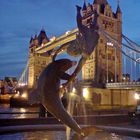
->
[81,0,122,84]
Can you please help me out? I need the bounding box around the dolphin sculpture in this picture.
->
[52,5,99,86]
[28,59,84,135]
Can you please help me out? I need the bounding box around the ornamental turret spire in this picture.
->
[29,36,33,43]
[82,0,87,11]
[116,0,122,13]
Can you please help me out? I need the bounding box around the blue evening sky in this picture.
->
[0,0,140,79]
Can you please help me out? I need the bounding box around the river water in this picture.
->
[0,104,140,140]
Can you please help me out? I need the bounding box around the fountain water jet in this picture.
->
[66,91,75,140]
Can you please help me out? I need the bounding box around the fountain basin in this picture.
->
[0,124,140,139]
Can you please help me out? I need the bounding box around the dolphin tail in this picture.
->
[81,126,103,136]
[28,88,40,105]
[45,99,83,135]
[70,126,103,140]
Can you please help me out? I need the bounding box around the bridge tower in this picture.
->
[28,30,52,88]
[81,0,122,84]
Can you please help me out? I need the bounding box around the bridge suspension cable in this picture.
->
[99,27,140,64]
[100,28,140,54]
[99,26,140,81]
[122,34,140,48]
[17,61,29,87]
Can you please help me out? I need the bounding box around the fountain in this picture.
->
[27,5,140,139]
[1,3,140,140]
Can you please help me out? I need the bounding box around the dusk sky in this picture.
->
[0,0,140,79]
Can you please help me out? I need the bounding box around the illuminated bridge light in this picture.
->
[65,31,70,35]
[82,88,90,100]
[72,87,76,93]
[134,93,140,100]
[18,83,26,87]
[21,91,28,98]
[50,36,56,42]
[107,42,113,47]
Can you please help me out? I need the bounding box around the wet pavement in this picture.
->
[0,104,140,140]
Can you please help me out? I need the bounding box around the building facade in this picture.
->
[81,0,122,84]
[28,30,52,88]
[28,0,122,87]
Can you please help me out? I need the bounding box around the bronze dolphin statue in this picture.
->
[28,59,84,135]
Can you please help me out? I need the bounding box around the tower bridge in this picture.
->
[28,0,123,87]
[35,28,78,54]
[19,0,140,89]
[17,0,140,109]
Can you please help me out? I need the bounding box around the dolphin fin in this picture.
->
[28,89,40,105]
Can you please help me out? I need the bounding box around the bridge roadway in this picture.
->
[34,28,140,91]
[35,28,78,54]
[106,82,140,90]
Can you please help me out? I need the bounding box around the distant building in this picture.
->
[4,77,17,94]
[28,30,52,88]
[4,77,17,87]
[0,80,4,94]
[0,77,17,94]
[0,80,4,88]
[81,0,122,84]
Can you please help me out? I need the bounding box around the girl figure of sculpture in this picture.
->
[52,5,99,87]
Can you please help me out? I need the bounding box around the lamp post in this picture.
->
[134,52,137,81]
[114,44,117,82]
[123,47,126,78]
[136,57,140,81]
[106,42,114,83]
[106,44,108,83]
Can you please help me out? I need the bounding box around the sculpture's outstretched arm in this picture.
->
[52,42,71,61]
[59,71,71,81]
[62,56,87,87]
